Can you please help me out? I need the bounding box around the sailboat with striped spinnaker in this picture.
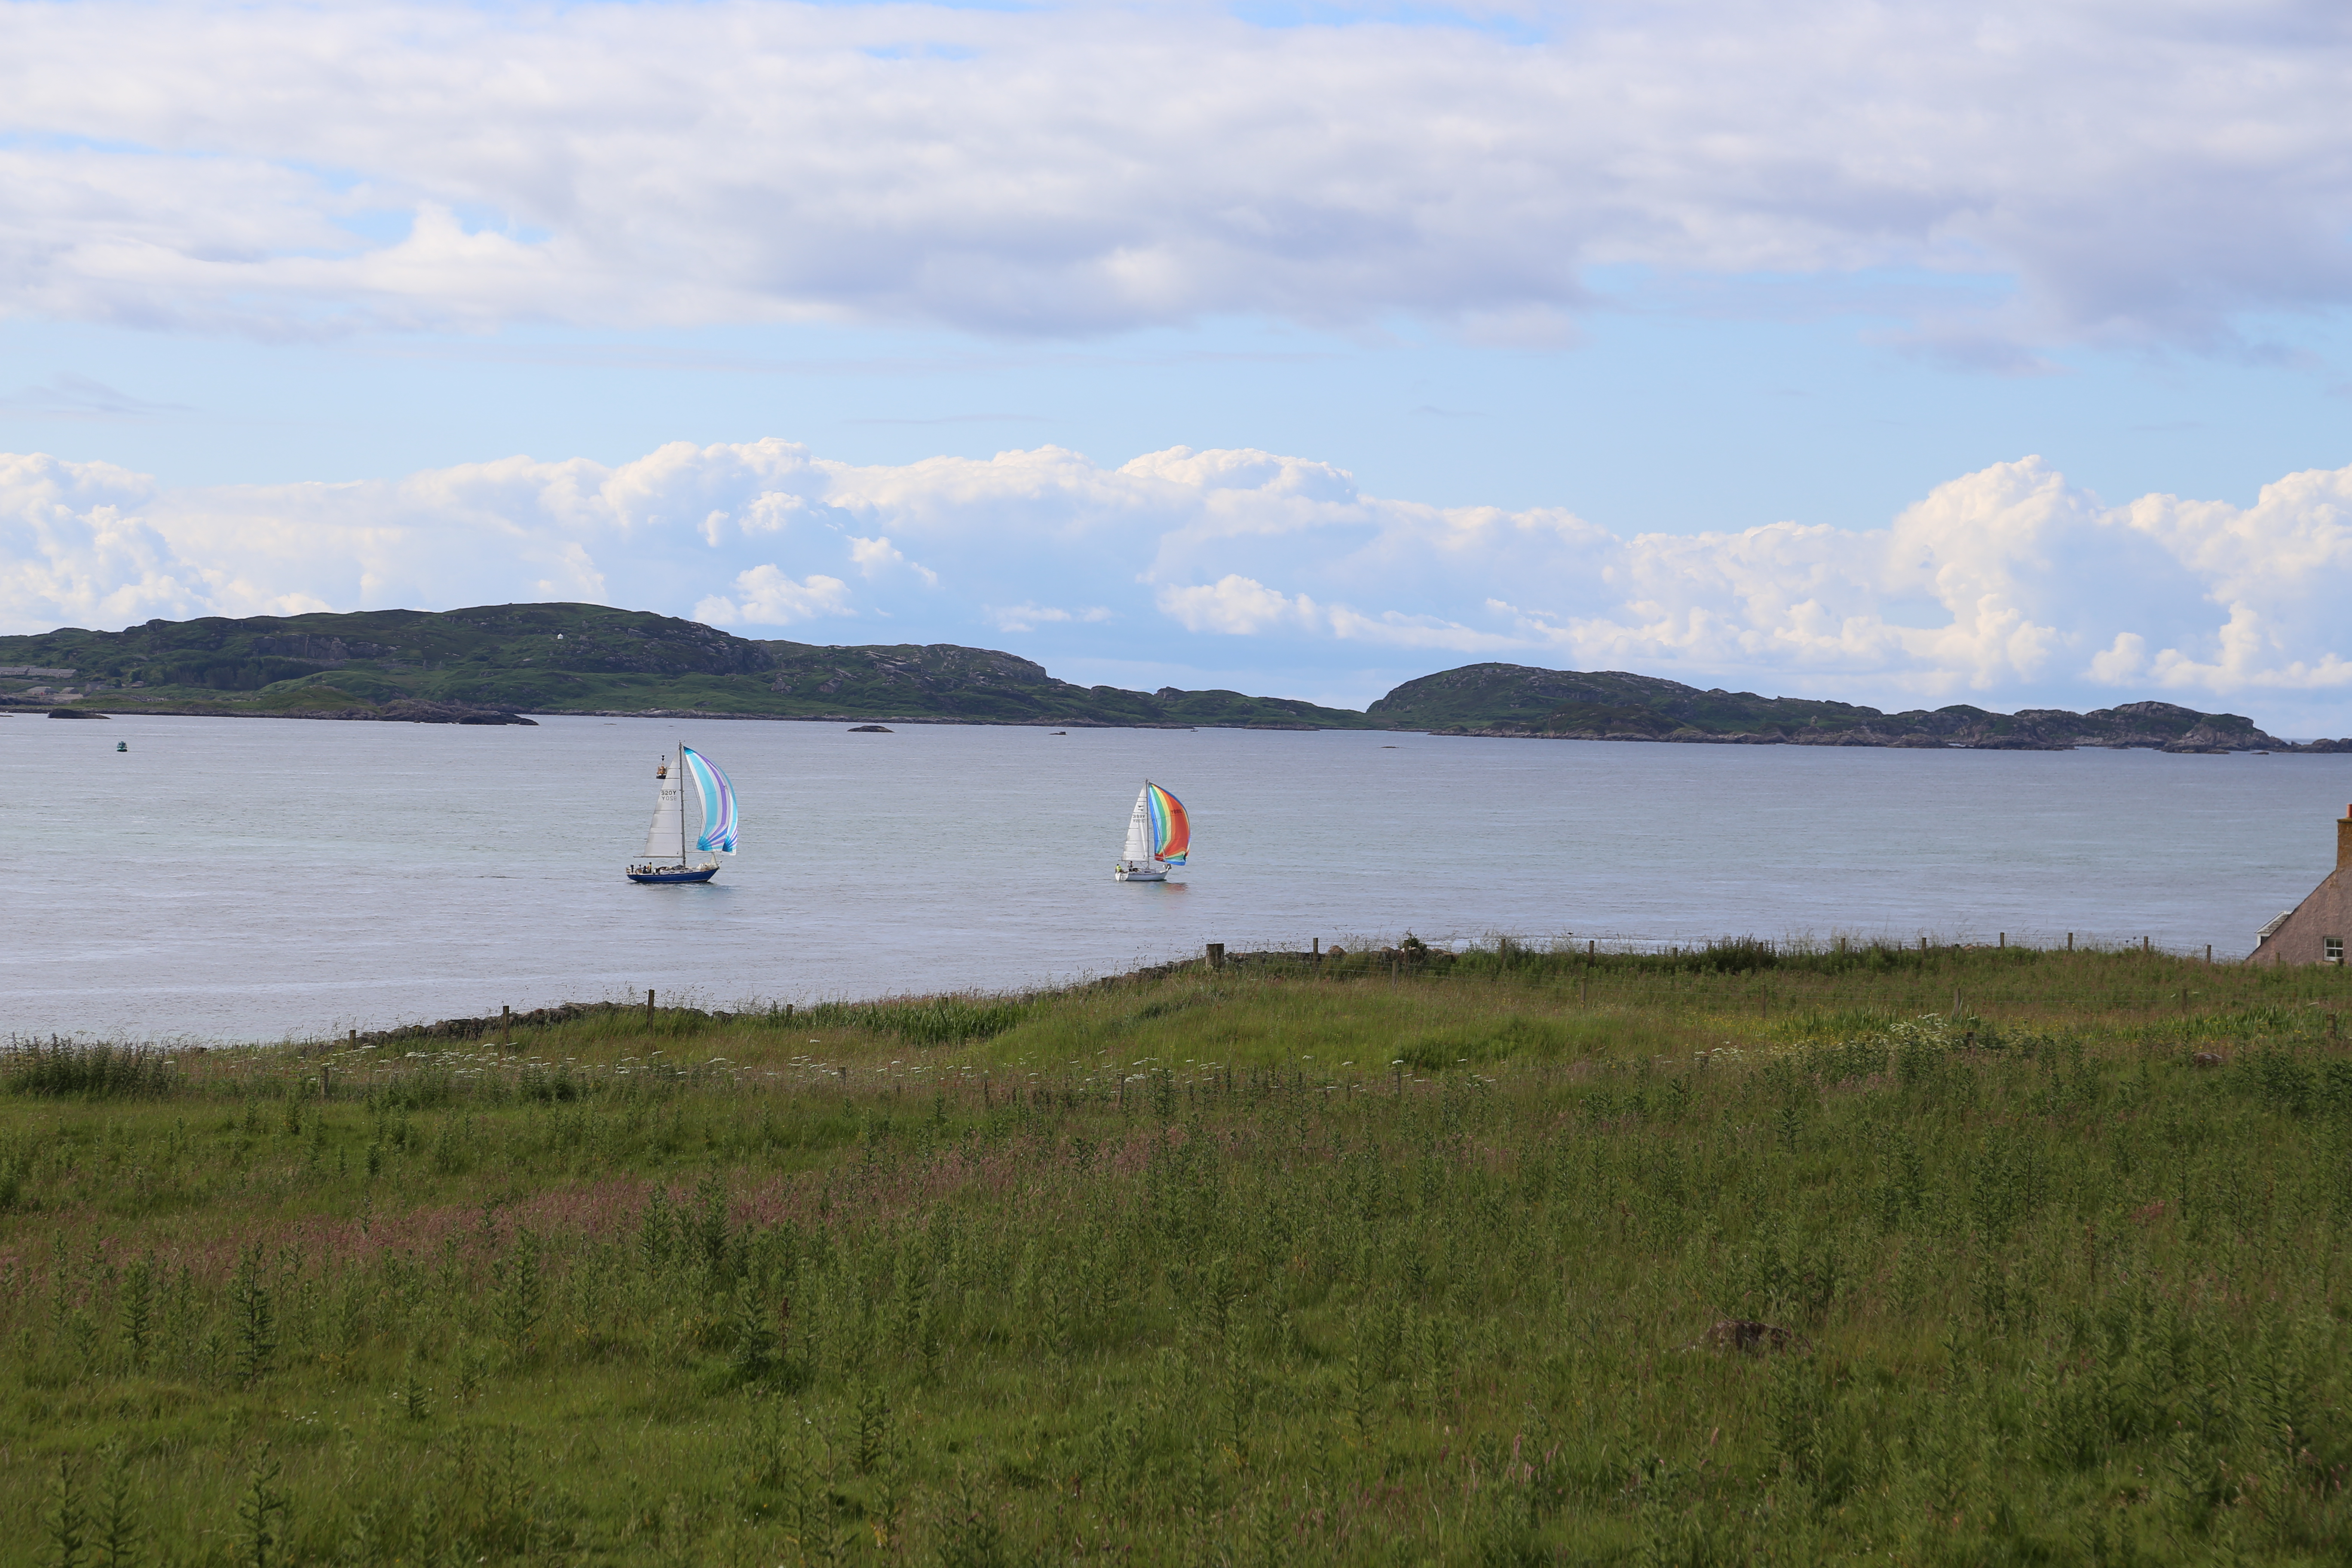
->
[1114,780,1189,882]
[627,743,738,884]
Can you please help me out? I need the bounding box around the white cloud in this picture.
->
[738,494,806,536]
[0,452,200,629]
[1156,576,1324,636]
[848,536,940,587]
[0,373,190,419]
[2088,632,2147,685]
[695,567,854,628]
[1,1,2348,349]
[986,603,1112,633]
[9,436,2352,729]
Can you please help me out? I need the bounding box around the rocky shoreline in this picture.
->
[9,697,534,725]
[1433,724,2350,753]
[571,708,1205,728]
[1420,696,2349,753]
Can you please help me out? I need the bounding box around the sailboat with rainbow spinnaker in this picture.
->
[1114,780,1188,882]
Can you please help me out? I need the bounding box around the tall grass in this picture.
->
[1,948,2349,1562]
[1,1041,177,1099]
[797,996,1029,1045]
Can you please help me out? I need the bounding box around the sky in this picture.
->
[3,0,2351,731]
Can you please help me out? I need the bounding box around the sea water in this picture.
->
[5,712,2348,1042]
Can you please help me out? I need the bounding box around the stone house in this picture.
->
[2249,805,2352,965]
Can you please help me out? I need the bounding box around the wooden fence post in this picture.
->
[647,988,655,1027]
[1207,943,1225,971]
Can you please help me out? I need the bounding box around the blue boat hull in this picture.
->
[626,866,720,884]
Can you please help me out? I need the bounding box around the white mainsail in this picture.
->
[641,751,685,861]
[1121,785,1153,863]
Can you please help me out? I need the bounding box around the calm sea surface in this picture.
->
[6,712,2349,1043]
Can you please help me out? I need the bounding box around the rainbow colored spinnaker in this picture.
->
[681,745,738,854]
[1143,781,1188,864]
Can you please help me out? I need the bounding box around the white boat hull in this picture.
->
[1115,863,1170,882]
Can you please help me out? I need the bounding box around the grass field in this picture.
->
[5,940,2352,1565]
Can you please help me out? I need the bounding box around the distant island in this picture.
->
[0,603,1377,729]
[1369,664,2352,752]
[3,605,2345,750]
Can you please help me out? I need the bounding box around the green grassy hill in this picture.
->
[0,604,1383,728]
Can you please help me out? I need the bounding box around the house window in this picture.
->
[2329,937,2346,965]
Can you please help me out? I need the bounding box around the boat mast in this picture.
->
[677,740,686,865]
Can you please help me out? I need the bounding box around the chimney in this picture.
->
[2342,804,2352,871]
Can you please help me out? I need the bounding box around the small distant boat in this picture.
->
[1114,781,1188,882]
[627,743,738,884]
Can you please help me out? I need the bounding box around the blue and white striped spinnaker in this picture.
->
[681,745,738,854]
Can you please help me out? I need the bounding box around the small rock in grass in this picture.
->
[1704,1319,1810,1355]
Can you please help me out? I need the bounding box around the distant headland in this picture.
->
[3,604,2345,750]
[1367,665,2352,753]
[0,603,1374,730]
